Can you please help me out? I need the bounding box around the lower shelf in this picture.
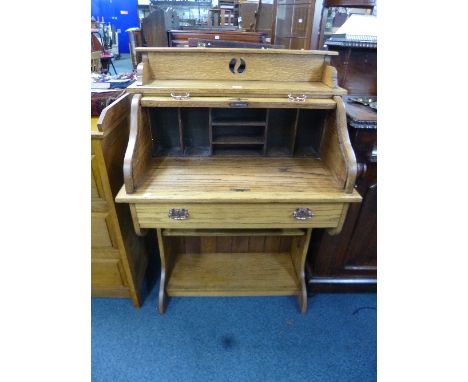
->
[166,252,300,296]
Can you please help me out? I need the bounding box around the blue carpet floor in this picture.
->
[111,54,133,74]
[92,289,376,382]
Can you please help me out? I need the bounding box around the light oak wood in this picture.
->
[91,95,149,307]
[166,252,300,296]
[129,80,346,98]
[136,54,152,86]
[97,94,131,134]
[116,157,361,203]
[141,96,337,109]
[291,229,312,313]
[91,259,126,287]
[145,51,326,82]
[91,286,132,298]
[129,203,147,237]
[135,203,344,229]
[123,94,152,193]
[128,48,346,97]
[319,96,358,193]
[91,215,115,248]
[162,229,305,237]
[334,96,358,193]
[322,65,339,88]
[91,153,105,200]
[110,49,361,313]
[157,228,171,314]
[91,247,120,260]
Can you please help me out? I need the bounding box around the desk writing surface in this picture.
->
[115,157,361,204]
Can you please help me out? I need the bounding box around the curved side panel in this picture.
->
[334,96,358,193]
[123,93,153,194]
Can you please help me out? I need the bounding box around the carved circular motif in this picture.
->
[229,58,246,74]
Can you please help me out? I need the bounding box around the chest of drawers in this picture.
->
[91,99,149,307]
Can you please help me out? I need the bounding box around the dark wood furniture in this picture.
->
[317,0,376,49]
[141,8,173,48]
[187,38,283,49]
[239,2,274,38]
[307,96,376,292]
[272,0,322,50]
[168,30,267,47]
[325,40,376,96]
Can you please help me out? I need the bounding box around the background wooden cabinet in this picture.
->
[91,94,151,306]
[272,0,321,50]
[307,99,377,292]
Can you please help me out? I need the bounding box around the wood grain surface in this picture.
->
[291,229,312,313]
[115,157,361,204]
[129,79,346,98]
[146,51,327,82]
[92,95,149,307]
[166,252,301,296]
[319,96,357,193]
[140,96,337,109]
[123,94,153,193]
[134,203,344,229]
[162,229,305,237]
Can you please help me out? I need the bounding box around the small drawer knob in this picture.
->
[168,208,189,220]
[293,208,314,220]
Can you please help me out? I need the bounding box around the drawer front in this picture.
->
[135,203,344,229]
[92,259,126,287]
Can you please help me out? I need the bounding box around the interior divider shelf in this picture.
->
[212,136,265,145]
[211,121,267,126]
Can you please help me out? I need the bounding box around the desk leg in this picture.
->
[156,228,169,314]
[291,229,312,313]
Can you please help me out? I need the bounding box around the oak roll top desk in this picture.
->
[109,47,362,313]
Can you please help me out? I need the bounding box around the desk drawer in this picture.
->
[134,203,344,229]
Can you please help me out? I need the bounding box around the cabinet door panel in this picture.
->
[91,215,116,248]
[92,259,126,287]
[91,154,105,200]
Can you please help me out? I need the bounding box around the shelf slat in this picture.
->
[212,121,267,126]
[212,136,265,145]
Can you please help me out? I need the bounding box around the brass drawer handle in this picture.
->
[170,92,191,100]
[288,94,307,102]
[293,208,314,220]
[168,208,189,220]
